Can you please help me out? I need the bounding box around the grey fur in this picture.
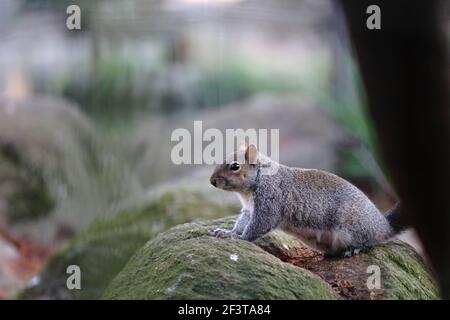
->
[210,148,401,257]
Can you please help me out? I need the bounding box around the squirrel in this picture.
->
[209,144,406,257]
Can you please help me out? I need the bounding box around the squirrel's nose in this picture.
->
[210,177,217,187]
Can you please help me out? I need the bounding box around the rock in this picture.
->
[102,216,438,300]
[284,240,438,300]
[102,216,337,300]
[0,96,142,242]
[0,143,54,223]
[363,241,438,299]
[18,190,239,300]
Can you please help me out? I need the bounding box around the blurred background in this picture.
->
[0,0,403,299]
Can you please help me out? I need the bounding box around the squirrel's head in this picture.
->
[209,143,259,194]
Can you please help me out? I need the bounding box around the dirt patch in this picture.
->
[271,246,383,300]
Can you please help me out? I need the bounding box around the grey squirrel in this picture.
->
[209,144,406,257]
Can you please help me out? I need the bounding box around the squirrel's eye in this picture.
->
[229,162,241,172]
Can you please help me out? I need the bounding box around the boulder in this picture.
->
[18,190,238,299]
[103,217,336,300]
[0,96,143,242]
[103,216,438,300]
[0,144,54,223]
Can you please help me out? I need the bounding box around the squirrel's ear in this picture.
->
[245,144,258,164]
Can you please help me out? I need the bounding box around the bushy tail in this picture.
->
[385,202,407,233]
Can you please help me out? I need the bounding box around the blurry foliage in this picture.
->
[324,77,376,152]
[322,96,380,179]
[326,106,388,191]
[40,57,306,124]
[56,58,153,123]
[311,64,394,197]
[21,0,91,13]
[192,62,304,110]
[335,148,369,178]
[0,144,55,223]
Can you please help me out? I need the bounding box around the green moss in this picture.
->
[365,241,438,300]
[102,217,438,300]
[0,144,55,223]
[18,190,238,300]
[102,217,337,300]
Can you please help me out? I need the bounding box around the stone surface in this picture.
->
[19,190,238,299]
[103,216,438,300]
[102,217,337,300]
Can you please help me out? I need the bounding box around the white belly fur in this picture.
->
[282,226,352,254]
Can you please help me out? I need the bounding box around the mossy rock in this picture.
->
[364,242,438,299]
[18,190,238,300]
[0,143,55,223]
[102,216,438,300]
[102,217,337,300]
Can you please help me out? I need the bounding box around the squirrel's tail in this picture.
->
[385,202,407,234]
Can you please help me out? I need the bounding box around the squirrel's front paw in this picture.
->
[209,228,239,239]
